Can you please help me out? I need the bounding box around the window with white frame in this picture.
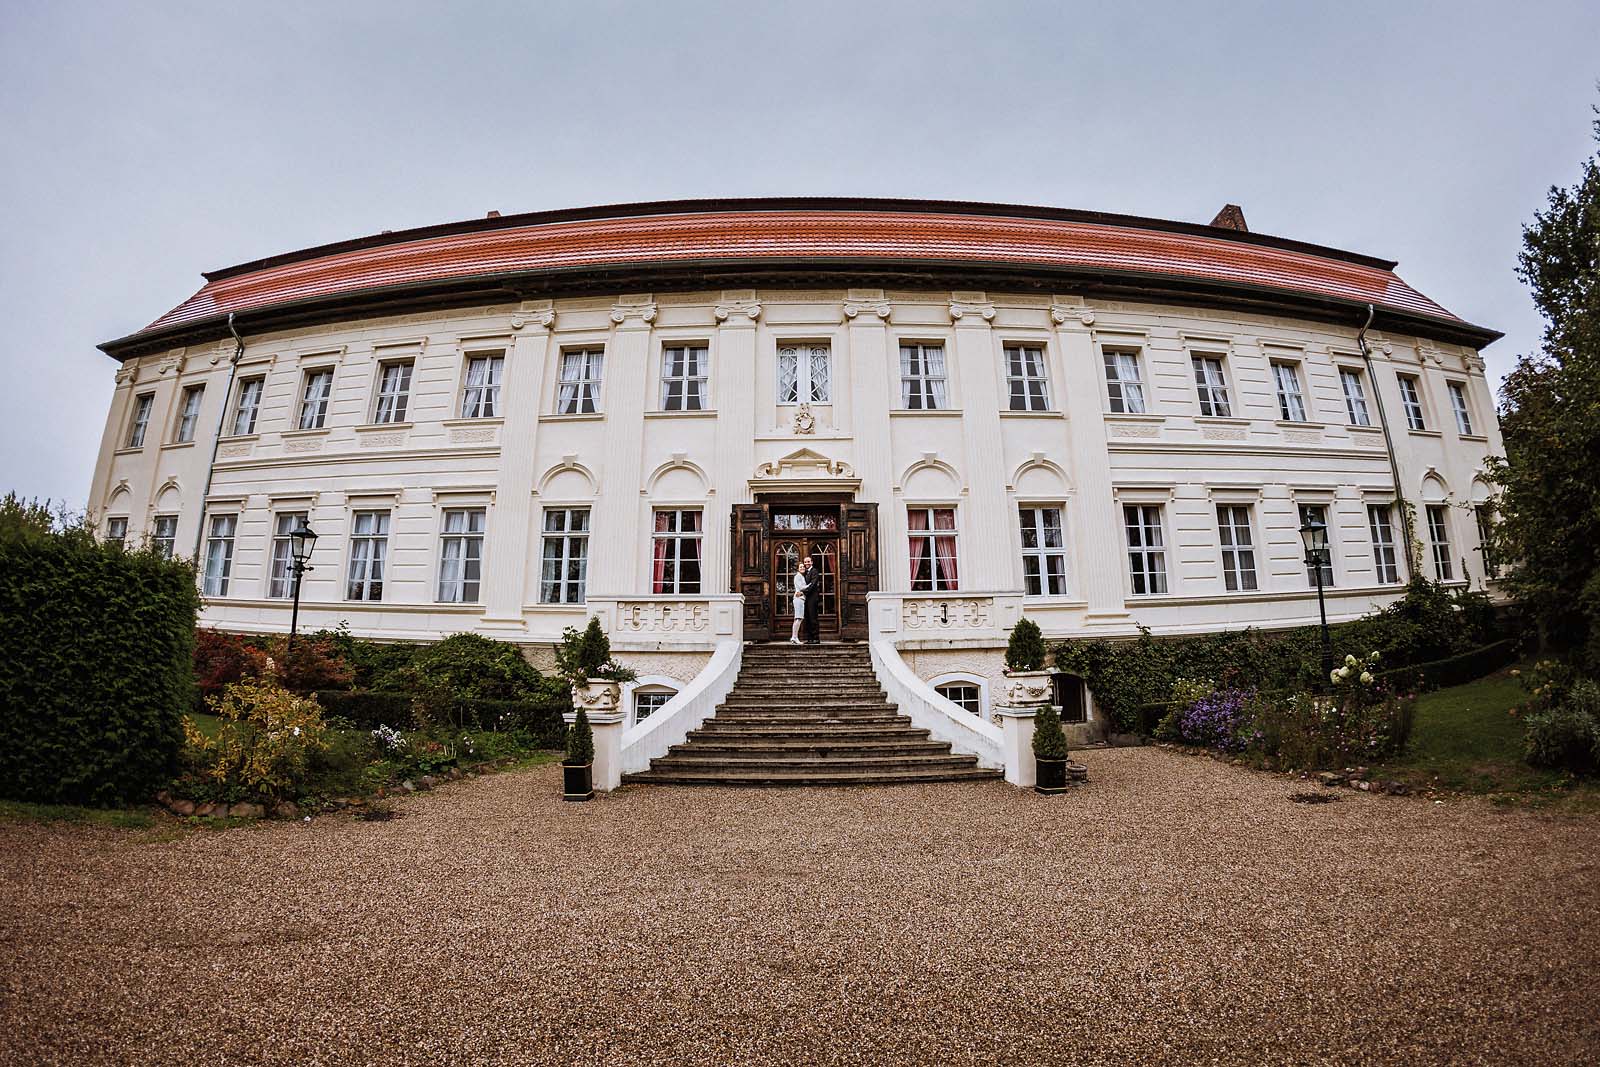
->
[1447,382,1475,435]
[935,682,982,716]
[540,507,590,604]
[1339,368,1372,426]
[908,506,959,591]
[651,509,702,594]
[1272,361,1308,421]
[1004,345,1051,411]
[1191,355,1232,417]
[1298,503,1335,587]
[1018,505,1068,597]
[202,514,236,596]
[437,508,486,603]
[298,368,334,429]
[231,377,263,435]
[126,393,154,447]
[1475,506,1499,579]
[899,343,948,410]
[151,514,178,560]
[1123,504,1168,595]
[105,516,128,547]
[1398,374,1426,430]
[460,353,504,418]
[556,348,603,414]
[633,687,675,725]
[1426,504,1454,582]
[659,344,708,411]
[346,510,390,601]
[1215,504,1259,592]
[373,361,413,424]
[1103,349,1146,413]
[777,343,830,404]
[174,385,204,443]
[1368,504,1400,584]
[268,511,309,599]
[1053,673,1089,723]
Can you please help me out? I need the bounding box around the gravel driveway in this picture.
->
[3,747,1597,1067]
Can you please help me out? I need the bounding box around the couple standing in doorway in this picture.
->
[788,555,823,644]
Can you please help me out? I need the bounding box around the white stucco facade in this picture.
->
[87,201,1503,729]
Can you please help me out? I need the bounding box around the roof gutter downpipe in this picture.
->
[1356,303,1415,581]
[191,313,246,563]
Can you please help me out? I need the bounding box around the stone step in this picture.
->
[687,724,930,741]
[622,767,1002,787]
[674,739,954,757]
[652,753,982,772]
[717,699,894,710]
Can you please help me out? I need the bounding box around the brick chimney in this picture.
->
[1209,204,1248,231]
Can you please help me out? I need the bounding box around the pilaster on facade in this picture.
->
[947,292,1011,590]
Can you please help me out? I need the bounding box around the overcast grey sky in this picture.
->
[2,0,1596,505]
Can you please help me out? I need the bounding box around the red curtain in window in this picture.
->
[907,507,928,583]
[652,511,670,593]
[933,507,958,589]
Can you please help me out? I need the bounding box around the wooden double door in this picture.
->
[732,497,878,641]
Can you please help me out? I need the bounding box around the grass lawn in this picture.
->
[184,710,224,739]
[0,799,154,830]
[1372,665,1598,807]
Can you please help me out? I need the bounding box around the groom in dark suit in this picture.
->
[802,554,822,644]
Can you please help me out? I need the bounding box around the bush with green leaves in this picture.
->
[0,495,198,804]
[1523,678,1600,774]
[566,708,595,764]
[1053,579,1505,731]
[180,680,330,803]
[555,618,638,686]
[302,623,423,690]
[1005,617,1047,672]
[1031,702,1068,760]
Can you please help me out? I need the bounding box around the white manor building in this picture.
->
[90,197,1503,742]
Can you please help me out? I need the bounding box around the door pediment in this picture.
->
[750,448,861,493]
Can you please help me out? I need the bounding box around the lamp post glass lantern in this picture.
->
[287,520,317,651]
[1299,518,1333,684]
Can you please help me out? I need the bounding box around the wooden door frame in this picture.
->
[731,494,878,641]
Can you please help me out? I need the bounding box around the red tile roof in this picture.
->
[109,201,1494,353]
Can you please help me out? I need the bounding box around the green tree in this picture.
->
[1489,100,1600,668]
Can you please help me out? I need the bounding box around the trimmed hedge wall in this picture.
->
[315,690,571,747]
[0,532,199,804]
[1129,637,1525,736]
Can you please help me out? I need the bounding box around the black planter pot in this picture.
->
[562,760,594,802]
[1035,757,1069,795]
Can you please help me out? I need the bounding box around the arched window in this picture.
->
[630,683,678,727]
[930,673,988,719]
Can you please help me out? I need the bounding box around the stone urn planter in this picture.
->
[571,678,622,714]
[1000,669,1053,710]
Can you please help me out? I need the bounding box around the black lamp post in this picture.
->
[286,519,318,652]
[1299,517,1333,686]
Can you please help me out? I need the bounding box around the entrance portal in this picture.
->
[731,497,878,641]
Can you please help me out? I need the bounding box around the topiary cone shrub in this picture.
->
[1032,701,1069,760]
[565,708,595,766]
[1006,617,1047,672]
[555,617,637,686]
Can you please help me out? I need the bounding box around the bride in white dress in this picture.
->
[789,565,809,644]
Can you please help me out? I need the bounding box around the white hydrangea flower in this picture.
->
[1360,671,1374,684]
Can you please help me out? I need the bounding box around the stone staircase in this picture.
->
[624,642,1002,786]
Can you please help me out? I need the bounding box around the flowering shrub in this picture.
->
[371,724,406,753]
[182,680,330,802]
[1523,678,1600,773]
[1172,688,1257,751]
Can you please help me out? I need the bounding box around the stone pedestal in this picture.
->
[995,707,1038,788]
[564,708,625,792]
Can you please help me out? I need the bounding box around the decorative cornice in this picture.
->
[843,301,891,321]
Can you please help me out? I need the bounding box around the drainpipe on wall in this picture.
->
[1356,303,1415,581]
[191,313,246,562]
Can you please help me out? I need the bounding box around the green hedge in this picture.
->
[315,689,571,746]
[0,528,198,804]
[1373,637,1523,694]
